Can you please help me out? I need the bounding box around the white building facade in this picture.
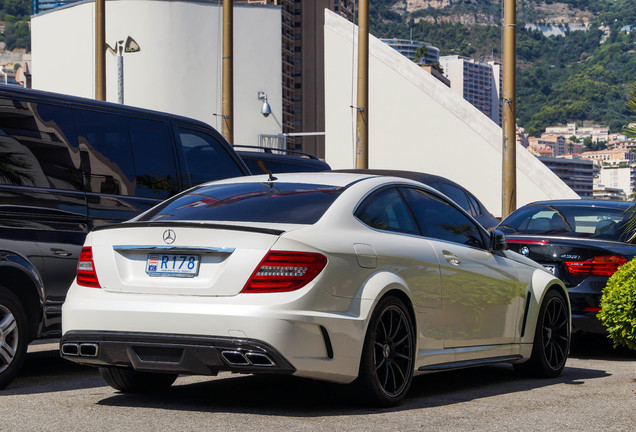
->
[31,0,283,147]
[324,11,578,218]
[598,166,636,198]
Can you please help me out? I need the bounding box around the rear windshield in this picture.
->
[498,203,634,242]
[139,182,343,224]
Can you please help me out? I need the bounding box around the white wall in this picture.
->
[324,11,578,218]
[31,0,282,146]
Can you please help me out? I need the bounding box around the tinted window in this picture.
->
[129,121,179,199]
[0,99,82,190]
[354,187,419,235]
[140,182,343,224]
[439,183,473,216]
[401,187,485,248]
[499,204,631,242]
[243,157,326,174]
[74,109,135,196]
[178,128,244,186]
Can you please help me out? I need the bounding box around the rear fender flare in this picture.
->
[520,269,570,344]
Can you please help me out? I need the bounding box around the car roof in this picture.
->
[207,171,427,189]
[332,169,468,189]
[525,199,633,209]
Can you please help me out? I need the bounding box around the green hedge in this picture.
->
[597,258,636,350]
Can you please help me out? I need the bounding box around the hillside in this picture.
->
[370,0,636,136]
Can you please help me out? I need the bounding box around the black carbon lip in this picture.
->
[60,331,296,375]
[92,221,286,236]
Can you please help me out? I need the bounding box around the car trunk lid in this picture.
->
[89,222,286,296]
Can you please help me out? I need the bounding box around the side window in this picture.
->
[401,187,485,249]
[439,183,473,216]
[0,99,82,190]
[355,187,419,235]
[129,121,179,199]
[466,193,482,217]
[74,109,135,196]
[177,127,244,186]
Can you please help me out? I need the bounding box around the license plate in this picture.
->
[543,264,556,274]
[146,254,200,277]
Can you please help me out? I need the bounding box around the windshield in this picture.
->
[498,203,634,243]
[139,182,344,224]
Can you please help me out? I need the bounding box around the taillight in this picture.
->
[564,255,627,277]
[76,246,101,288]
[242,251,327,293]
[506,239,549,245]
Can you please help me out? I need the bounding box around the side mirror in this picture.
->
[489,229,508,252]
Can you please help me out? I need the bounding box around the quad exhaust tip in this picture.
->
[221,350,275,367]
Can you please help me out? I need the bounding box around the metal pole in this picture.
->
[355,0,369,169]
[95,0,106,101]
[502,0,517,218]
[117,53,124,104]
[221,0,234,145]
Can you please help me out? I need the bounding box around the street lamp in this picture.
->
[106,36,141,104]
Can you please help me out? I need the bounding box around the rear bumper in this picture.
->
[61,283,369,383]
[567,277,607,335]
[60,331,295,375]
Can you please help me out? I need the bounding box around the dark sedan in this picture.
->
[334,169,499,228]
[497,199,636,335]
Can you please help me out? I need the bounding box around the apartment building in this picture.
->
[597,165,636,198]
[545,123,610,143]
[580,149,636,165]
[380,38,440,65]
[439,55,502,126]
[240,0,354,156]
[538,156,595,198]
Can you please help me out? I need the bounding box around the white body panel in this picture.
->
[62,173,569,385]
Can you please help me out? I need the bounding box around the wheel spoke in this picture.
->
[0,314,16,334]
[391,361,405,384]
[0,341,16,365]
[393,334,409,349]
[393,352,411,361]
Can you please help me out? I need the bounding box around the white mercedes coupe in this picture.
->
[60,172,570,406]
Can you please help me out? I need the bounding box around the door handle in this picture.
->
[443,251,461,266]
[51,248,73,257]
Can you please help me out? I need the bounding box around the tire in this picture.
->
[356,296,415,407]
[516,290,570,378]
[99,367,178,393]
[0,287,29,390]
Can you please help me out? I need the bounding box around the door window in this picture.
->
[354,187,419,235]
[129,121,179,199]
[74,109,135,196]
[401,187,485,249]
[177,128,244,186]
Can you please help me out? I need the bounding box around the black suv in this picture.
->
[0,86,250,388]
[235,145,331,174]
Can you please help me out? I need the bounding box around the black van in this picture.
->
[0,86,250,388]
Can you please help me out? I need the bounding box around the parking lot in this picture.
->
[1,335,633,432]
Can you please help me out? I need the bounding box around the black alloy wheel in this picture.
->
[516,290,570,378]
[357,296,415,406]
[541,294,569,371]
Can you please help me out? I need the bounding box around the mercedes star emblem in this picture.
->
[163,229,176,244]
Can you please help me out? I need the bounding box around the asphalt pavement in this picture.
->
[1,335,634,432]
